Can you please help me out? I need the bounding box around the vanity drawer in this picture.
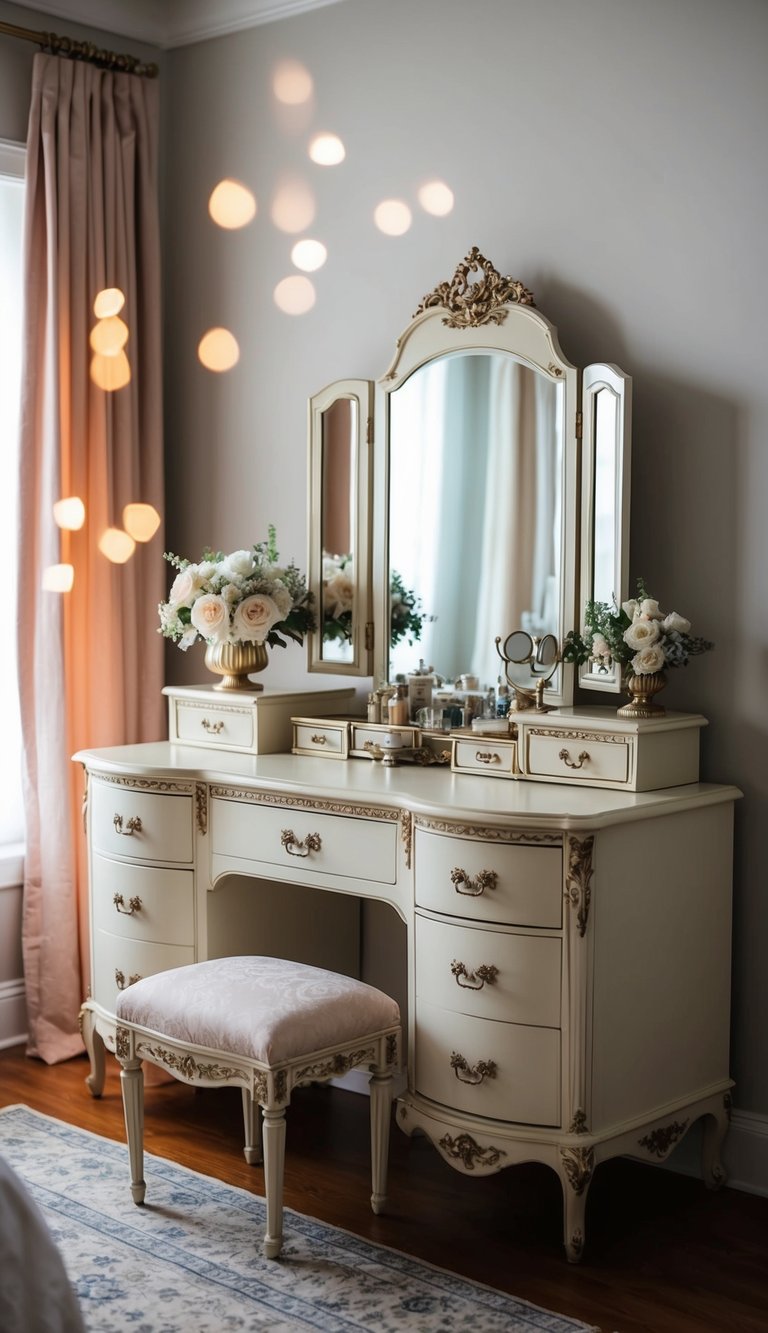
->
[91,855,194,947]
[92,930,195,1011]
[414,829,562,928]
[526,731,630,785]
[172,698,254,749]
[452,738,517,778]
[415,1000,560,1126]
[90,780,194,864]
[349,722,418,756]
[211,797,398,884]
[292,718,349,759]
[415,913,561,1028]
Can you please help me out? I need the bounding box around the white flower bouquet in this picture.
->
[159,527,316,652]
[321,552,432,649]
[563,579,713,678]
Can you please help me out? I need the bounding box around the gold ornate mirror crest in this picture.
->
[413,246,536,329]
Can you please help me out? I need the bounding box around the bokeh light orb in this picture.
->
[123,503,161,542]
[99,528,136,564]
[93,287,125,318]
[42,563,74,592]
[273,275,316,315]
[308,133,345,166]
[208,179,257,230]
[89,316,129,356]
[53,496,86,531]
[197,328,240,372]
[273,59,313,105]
[90,350,131,391]
[291,239,327,272]
[271,178,316,234]
[417,180,454,216]
[373,199,412,236]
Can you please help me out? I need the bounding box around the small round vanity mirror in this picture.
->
[495,630,562,709]
[501,630,534,664]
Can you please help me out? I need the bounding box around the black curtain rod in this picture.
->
[0,18,158,77]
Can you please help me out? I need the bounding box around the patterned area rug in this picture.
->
[0,1105,598,1332]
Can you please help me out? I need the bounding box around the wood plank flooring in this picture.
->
[1,1044,766,1333]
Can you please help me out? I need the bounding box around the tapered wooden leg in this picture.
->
[369,1069,394,1215]
[120,1059,146,1205]
[702,1106,729,1190]
[558,1147,594,1263]
[262,1108,286,1258]
[242,1088,262,1165]
[80,1008,106,1098]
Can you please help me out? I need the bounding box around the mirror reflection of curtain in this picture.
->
[321,398,353,558]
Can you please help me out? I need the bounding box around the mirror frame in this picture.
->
[307,378,374,676]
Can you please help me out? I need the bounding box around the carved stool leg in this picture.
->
[80,1008,106,1098]
[262,1107,287,1258]
[702,1104,730,1190]
[369,1069,394,1215]
[242,1089,262,1166]
[119,1059,146,1205]
[558,1147,595,1263]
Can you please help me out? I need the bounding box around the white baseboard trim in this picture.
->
[0,978,27,1051]
[652,1108,768,1198]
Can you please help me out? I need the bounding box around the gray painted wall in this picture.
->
[1,0,765,1115]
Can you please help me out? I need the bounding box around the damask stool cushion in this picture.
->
[115,956,400,1059]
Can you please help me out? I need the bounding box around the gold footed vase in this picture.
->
[617,671,667,719]
[204,640,268,691]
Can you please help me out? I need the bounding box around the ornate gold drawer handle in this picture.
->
[115,969,142,990]
[475,751,501,764]
[113,814,142,836]
[113,893,143,916]
[558,748,590,770]
[201,718,224,734]
[451,960,499,990]
[280,829,322,857]
[450,867,498,897]
[450,1051,498,1085]
[311,734,328,744]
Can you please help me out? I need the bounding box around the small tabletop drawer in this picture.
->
[91,855,194,947]
[415,828,562,928]
[349,722,419,756]
[211,796,398,885]
[452,737,517,778]
[171,698,254,749]
[415,999,560,1126]
[526,730,630,785]
[92,930,195,1011]
[90,780,194,864]
[415,913,561,1028]
[292,718,349,759]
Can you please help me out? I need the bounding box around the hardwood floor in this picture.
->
[1,1044,766,1333]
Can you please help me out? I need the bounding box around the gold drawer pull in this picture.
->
[451,960,499,991]
[113,813,142,836]
[280,828,322,858]
[115,969,142,990]
[450,867,498,897]
[201,718,224,734]
[311,733,328,744]
[475,750,501,765]
[113,893,143,916]
[558,748,590,770]
[450,1052,497,1085]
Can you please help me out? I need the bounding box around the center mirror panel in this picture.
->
[387,351,565,692]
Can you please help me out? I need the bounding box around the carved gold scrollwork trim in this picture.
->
[569,1229,584,1258]
[294,1047,375,1086]
[386,1032,399,1066]
[547,363,564,377]
[195,783,208,835]
[414,247,535,327]
[438,1132,507,1171]
[560,1145,594,1195]
[401,810,413,868]
[115,1025,130,1061]
[96,775,196,795]
[530,726,625,744]
[569,1108,589,1135]
[136,1043,243,1082]
[565,834,594,938]
[211,785,399,825]
[638,1119,689,1158]
[414,815,561,845]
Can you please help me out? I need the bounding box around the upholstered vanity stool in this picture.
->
[114,956,401,1258]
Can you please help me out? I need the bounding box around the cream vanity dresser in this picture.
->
[76,252,740,1262]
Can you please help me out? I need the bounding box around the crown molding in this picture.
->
[4,0,348,49]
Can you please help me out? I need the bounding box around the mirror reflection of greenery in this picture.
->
[322,553,431,649]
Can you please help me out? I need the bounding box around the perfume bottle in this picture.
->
[496,677,510,718]
[387,685,409,726]
[407,659,433,721]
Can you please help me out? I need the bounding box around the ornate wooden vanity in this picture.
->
[76,251,738,1261]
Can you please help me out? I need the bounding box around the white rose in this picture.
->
[325,573,354,617]
[621,599,638,620]
[662,611,691,634]
[190,593,230,642]
[177,625,199,651]
[197,560,217,581]
[219,549,255,581]
[221,582,241,603]
[591,633,611,660]
[232,594,281,643]
[639,598,662,620]
[624,619,660,651]
[271,582,294,618]
[168,566,200,608]
[632,643,666,674]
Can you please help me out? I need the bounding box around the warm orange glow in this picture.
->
[208,179,257,229]
[273,59,313,105]
[273,275,316,315]
[417,180,454,216]
[270,178,316,234]
[90,350,131,391]
[93,287,125,318]
[308,133,345,166]
[53,496,86,530]
[89,316,129,356]
[291,238,327,272]
[42,563,74,592]
[98,528,136,564]
[123,503,161,542]
[197,328,240,372]
[373,199,412,236]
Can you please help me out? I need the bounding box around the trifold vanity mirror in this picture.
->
[308,248,631,703]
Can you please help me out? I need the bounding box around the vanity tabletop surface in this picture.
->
[74,742,741,831]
